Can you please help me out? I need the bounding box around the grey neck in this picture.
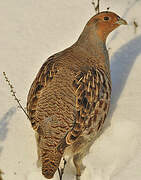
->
[75,24,110,70]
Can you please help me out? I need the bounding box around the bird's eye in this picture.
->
[104,16,109,21]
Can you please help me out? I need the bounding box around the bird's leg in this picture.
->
[73,153,86,180]
[35,132,41,167]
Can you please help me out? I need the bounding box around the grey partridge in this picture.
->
[27,11,127,179]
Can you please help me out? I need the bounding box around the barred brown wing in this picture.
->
[27,55,57,130]
[65,67,111,145]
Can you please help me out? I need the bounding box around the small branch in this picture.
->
[92,0,100,13]
[57,168,61,179]
[133,20,138,34]
[3,72,30,120]
[57,158,67,180]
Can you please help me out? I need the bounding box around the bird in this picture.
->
[27,11,127,179]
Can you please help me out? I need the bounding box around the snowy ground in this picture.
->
[0,0,141,180]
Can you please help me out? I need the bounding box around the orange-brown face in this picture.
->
[87,11,127,41]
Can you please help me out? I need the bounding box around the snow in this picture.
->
[0,0,141,180]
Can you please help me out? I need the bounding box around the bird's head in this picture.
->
[87,11,127,42]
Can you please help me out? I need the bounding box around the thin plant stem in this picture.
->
[57,158,67,180]
[92,0,100,13]
[3,72,30,120]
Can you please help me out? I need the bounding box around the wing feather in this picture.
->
[64,67,111,145]
[27,55,57,130]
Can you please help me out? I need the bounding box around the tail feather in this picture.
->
[41,143,63,179]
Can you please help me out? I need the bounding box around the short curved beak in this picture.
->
[116,17,128,25]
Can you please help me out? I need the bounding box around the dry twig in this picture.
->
[133,20,138,34]
[3,72,29,119]
[57,158,67,180]
[92,0,100,13]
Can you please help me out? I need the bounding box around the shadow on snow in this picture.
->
[0,107,16,154]
[105,35,141,128]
